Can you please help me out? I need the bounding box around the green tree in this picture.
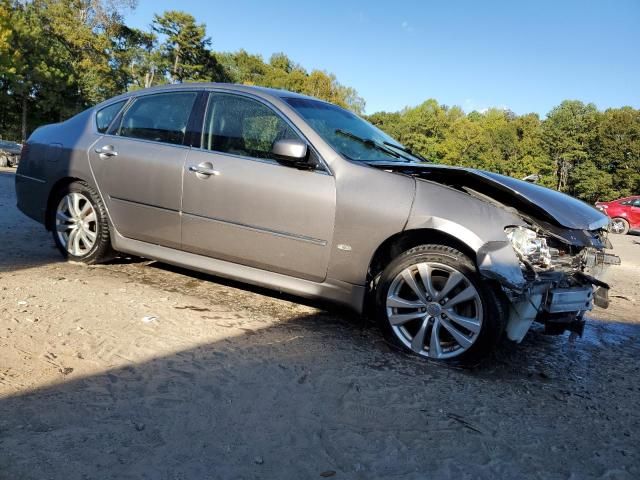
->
[0,1,74,141]
[571,160,615,203]
[367,111,404,138]
[42,0,135,104]
[394,100,450,161]
[215,49,269,85]
[511,113,553,184]
[214,50,365,113]
[152,10,217,83]
[542,100,599,193]
[596,107,640,198]
[111,25,161,90]
[441,115,490,168]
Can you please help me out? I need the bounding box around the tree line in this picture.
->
[1,1,638,202]
[0,1,364,141]
[368,101,640,202]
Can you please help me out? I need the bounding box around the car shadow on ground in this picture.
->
[147,260,362,319]
[2,308,639,479]
[0,171,62,272]
[3,170,640,477]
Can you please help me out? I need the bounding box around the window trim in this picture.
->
[184,91,208,148]
[195,89,332,175]
[105,90,201,147]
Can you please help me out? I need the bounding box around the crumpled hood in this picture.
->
[368,162,609,231]
[478,170,608,230]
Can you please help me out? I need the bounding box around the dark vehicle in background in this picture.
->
[0,140,21,167]
[15,84,620,363]
[596,196,640,235]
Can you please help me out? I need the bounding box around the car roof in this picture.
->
[611,196,640,202]
[97,83,324,108]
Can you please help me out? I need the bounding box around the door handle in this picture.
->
[95,145,118,157]
[189,164,220,176]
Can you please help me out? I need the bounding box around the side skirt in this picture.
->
[111,230,366,313]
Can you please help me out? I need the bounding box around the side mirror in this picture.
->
[271,139,311,169]
[522,174,540,183]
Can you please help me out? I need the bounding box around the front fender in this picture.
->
[406,179,527,289]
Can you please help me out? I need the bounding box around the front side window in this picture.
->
[632,199,640,207]
[117,92,197,145]
[202,93,300,160]
[96,100,126,133]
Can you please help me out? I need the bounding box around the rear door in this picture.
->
[181,92,336,282]
[89,91,199,248]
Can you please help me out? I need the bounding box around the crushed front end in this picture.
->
[501,224,620,342]
[366,161,622,344]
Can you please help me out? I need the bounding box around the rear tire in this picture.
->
[49,181,114,264]
[610,218,629,235]
[374,244,506,364]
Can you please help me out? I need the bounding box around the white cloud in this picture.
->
[463,99,510,114]
[401,21,414,33]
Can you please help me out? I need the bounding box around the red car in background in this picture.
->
[596,196,640,234]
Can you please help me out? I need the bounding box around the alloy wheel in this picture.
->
[386,262,483,359]
[55,192,98,257]
[611,219,626,234]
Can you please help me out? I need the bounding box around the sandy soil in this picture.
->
[1,167,639,479]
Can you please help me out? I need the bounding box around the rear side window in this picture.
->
[202,93,299,160]
[96,101,126,133]
[117,92,198,145]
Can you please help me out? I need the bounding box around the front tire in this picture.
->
[610,218,629,235]
[49,181,113,263]
[375,244,505,363]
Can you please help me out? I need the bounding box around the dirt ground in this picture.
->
[1,167,639,479]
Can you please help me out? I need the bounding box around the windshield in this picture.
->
[284,97,417,162]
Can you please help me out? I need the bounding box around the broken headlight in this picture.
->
[505,226,552,268]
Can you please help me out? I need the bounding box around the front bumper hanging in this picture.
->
[504,269,616,343]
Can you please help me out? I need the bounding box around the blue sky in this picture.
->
[124,0,640,116]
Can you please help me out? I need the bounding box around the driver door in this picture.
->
[181,92,336,282]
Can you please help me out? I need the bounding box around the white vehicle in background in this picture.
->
[0,140,22,167]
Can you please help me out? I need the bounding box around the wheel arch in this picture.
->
[44,176,84,231]
[367,228,478,284]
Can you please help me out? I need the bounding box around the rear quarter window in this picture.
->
[96,101,127,133]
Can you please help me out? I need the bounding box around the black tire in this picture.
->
[49,180,114,264]
[610,218,629,235]
[374,244,506,364]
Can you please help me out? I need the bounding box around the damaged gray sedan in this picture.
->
[15,84,620,362]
